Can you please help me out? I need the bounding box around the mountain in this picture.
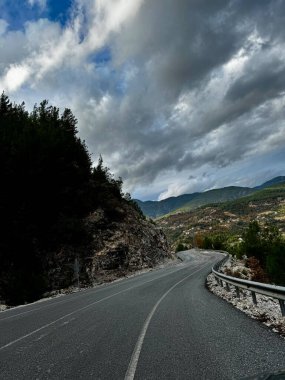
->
[135,177,285,218]
[218,182,285,213]
[254,176,285,190]
[135,186,254,218]
[135,193,199,218]
[157,182,285,251]
[173,186,254,213]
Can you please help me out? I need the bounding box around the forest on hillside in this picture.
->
[0,93,141,305]
[160,187,285,285]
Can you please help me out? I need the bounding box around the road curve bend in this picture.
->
[0,249,284,379]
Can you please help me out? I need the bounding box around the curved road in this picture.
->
[0,250,284,379]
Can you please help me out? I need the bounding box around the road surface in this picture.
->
[0,250,284,379]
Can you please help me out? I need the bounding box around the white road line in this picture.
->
[0,285,143,351]
[0,261,201,351]
[124,261,213,380]
[0,281,137,321]
[0,299,77,322]
[0,262,188,322]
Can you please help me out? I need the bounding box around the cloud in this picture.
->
[0,19,8,35]
[27,0,47,10]
[0,0,144,91]
[0,0,285,200]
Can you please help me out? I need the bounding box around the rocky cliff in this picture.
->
[45,201,172,290]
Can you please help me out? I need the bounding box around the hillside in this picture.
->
[254,176,285,190]
[136,186,254,218]
[172,186,254,214]
[136,178,285,218]
[219,183,285,214]
[157,183,285,250]
[0,95,171,306]
[135,193,199,218]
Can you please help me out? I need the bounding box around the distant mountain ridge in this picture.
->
[135,176,285,218]
[254,176,285,190]
[156,182,285,254]
[135,193,199,219]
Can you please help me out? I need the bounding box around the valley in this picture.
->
[155,183,285,251]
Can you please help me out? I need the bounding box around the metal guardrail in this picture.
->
[212,256,285,316]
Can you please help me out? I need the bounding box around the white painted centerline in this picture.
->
[124,261,213,380]
[0,264,184,322]
[0,262,198,351]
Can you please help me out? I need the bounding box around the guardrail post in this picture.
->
[251,291,257,305]
[212,258,285,310]
[279,300,285,317]
[235,286,240,298]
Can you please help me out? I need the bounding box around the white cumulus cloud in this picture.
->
[1,0,285,200]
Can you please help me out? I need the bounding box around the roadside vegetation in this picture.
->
[172,222,285,286]
[178,221,285,285]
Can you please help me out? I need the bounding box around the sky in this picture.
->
[0,0,285,201]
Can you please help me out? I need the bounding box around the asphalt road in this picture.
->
[0,250,284,380]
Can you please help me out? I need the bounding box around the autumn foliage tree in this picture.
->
[241,221,285,285]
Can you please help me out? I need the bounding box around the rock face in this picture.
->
[46,201,172,289]
[85,203,172,283]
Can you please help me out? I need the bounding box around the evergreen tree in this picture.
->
[241,221,263,261]
[0,94,142,304]
[0,95,91,304]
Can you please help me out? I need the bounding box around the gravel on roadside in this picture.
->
[207,258,285,338]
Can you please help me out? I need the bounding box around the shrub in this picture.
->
[176,243,187,252]
[246,257,269,283]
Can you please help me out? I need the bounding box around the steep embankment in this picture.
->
[39,201,172,295]
[79,203,171,285]
[32,203,172,300]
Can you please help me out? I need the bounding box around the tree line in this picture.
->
[0,93,139,305]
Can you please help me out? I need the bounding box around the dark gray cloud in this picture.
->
[0,0,285,199]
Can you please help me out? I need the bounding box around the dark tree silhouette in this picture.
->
[0,94,134,304]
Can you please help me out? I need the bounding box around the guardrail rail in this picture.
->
[212,256,285,317]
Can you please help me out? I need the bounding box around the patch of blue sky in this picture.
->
[47,0,73,26]
[114,62,137,97]
[115,80,128,97]
[89,47,128,96]
[94,66,127,98]
[91,47,112,67]
[0,0,73,31]
[0,0,43,31]
[87,48,130,97]
[113,67,131,97]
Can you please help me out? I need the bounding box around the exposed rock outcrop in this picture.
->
[46,201,172,289]
[86,204,171,283]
